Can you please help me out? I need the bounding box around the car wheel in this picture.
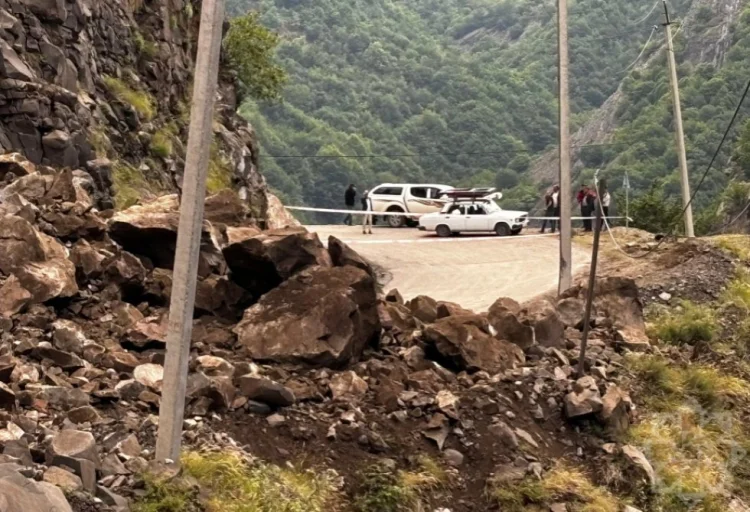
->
[495,223,511,237]
[387,209,405,228]
[406,219,419,228]
[436,225,452,238]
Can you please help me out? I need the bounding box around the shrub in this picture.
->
[206,142,234,193]
[150,130,174,158]
[224,12,287,101]
[103,75,155,121]
[648,301,717,345]
[353,457,447,512]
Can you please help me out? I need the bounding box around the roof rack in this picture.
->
[442,187,498,200]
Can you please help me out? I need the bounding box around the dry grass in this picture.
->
[134,451,341,512]
[714,235,750,262]
[206,141,234,194]
[489,464,621,512]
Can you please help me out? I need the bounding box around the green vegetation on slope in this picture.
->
[227,0,700,211]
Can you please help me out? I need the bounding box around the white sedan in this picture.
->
[418,200,529,237]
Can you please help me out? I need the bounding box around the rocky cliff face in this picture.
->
[0,0,282,225]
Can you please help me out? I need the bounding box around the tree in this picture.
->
[224,12,287,101]
[495,169,519,189]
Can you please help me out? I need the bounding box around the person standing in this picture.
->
[540,187,553,234]
[361,189,373,235]
[600,185,611,230]
[540,185,560,233]
[344,184,357,226]
[580,185,593,232]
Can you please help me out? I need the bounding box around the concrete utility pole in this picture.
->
[662,0,695,238]
[558,0,572,293]
[155,0,226,464]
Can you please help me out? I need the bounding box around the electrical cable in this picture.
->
[596,77,750,259]
[621,26,658,73]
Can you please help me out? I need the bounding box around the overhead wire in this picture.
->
[597,77,750,259]
[621,25,659,73]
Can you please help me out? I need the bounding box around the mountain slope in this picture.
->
[228,0,700,211]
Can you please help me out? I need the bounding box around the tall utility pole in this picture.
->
[662,0,695,238]
[558,0,572,293]
[156,0,226,464]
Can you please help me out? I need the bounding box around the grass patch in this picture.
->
[206,142,234,194]
[134,451,340,512]
[627,355,750,409]
[89,127,112,158]
[112,161,160,209]
[629,407,743,512]
[648,300,717,345]
[353,456,448,512]
[150,129,174,158]
[715,235,750,262]
[103,75,155,121]
[722,268,750,313]
[134,30,158,59]
[489,465,620,512]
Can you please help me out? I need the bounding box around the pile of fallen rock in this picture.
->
[0,153,656,511]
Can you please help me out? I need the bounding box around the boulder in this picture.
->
[523,299,565,348]
[69,240,106,278]
[556,297,589,329]
[599,386,632,434]
[423,315,525,373]
[234,266,380,367]
[125,315,168,349]
[622,444,656,488]
[0,153,35,180]
[436,301,474,319]
[0,215,77,303]
[0,276,31,318]
[203,189,250,225]
[237,376,295,407]
[381,301,417,332]
[329,371,369,401]
[109,195,226,276]
[408,295,438,324]
[223,227,332,298]
[51,319,87,354]
[195,356,235,378]
[487,297,534,350]
[564,376,603,418]
[42,467,83,492]
[0,465,72,512]
[47,430,99,466]
[133,364,164,390]
[385,289,404,304]
[328,236,374,277]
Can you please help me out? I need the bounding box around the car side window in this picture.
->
[373,187,403,196]
[411,187,428,198]
[428,188,442,199]
[474,206,487,215]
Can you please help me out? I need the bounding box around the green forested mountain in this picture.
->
[226,0,750,229]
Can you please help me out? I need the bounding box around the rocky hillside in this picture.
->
[0,0,288,224]
[4,148,750,512]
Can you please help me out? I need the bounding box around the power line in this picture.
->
[602,77,750,259]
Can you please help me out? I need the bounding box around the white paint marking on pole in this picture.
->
[155,0,225,464]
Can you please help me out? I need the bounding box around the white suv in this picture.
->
[369,183,452,227]
[419,199,529,237]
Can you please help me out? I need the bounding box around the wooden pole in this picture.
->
[558,0,573,293]
[155,0,226,464]
[578,177,604,377]
[663,1,695,238]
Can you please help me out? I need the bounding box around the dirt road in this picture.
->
[308,225,591,311]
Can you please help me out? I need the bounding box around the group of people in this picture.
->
[541,184,611,233]
[344,184,374,234]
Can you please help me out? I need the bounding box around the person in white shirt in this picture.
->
[541,185,561,233]
[362,189,373,235]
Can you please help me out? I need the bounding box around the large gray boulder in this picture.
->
[234,266,379,367]
[0,464,72,512]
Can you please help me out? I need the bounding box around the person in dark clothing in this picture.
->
[344,184,357,226]
[579,185,592,232]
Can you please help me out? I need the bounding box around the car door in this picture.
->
[435,204,465,231]
[407,186,432,214]
[464,205,492,231]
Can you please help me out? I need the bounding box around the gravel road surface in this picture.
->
[308,225,591,311]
